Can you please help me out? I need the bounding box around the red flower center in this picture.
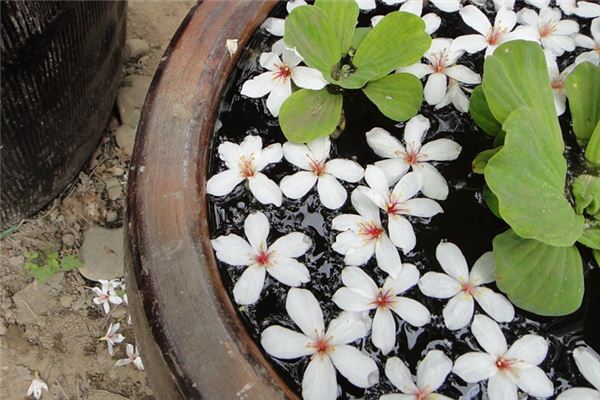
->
[275,63,292,79]
[488,27,504,45]
[551,78,564,90]
[360,222,384,240]
[372,289,395,309]
[405,150,419,165]
[239,156,255,178]
[309,158,326,176]
[496,357,512,370]
[310,334,332,357]
[431,52,449,73]
[539,22,556,38]
[254,249,271,266]
[415,390,429,400]
[461,282,476,295]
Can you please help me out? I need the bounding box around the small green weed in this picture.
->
[23,251,83,283]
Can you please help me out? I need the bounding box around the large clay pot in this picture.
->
[1,1,126,226]
[125,1,295,399]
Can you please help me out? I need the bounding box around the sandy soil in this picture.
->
[0,2,195,399]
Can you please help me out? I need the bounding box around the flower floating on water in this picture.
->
[366,114,461,200]
[280,136,364,209]
[517,7,579,56]
[418,242,514,330]
[27,373,48,400]
[575,17,600,65]
[435,79,471,113]
[371,0,441,34]
[382,0,460,13]
[454,5,538,57]
[545,52,577,116]
[115,343,145,371]
[453,315,554,400]
[557,346,600,399]
[381,350,453,400]
[332,189,403,278]
[261,0,306,54]
[332,265,430,355]
[557,0,600,18]
[398,38,481,107]
[100,322,125,356]
[261,288,378,400]
[357,165,442,253]
[91,280,123,315]
[211,211,311,305]
[206,135,283,206]
[241,49,327,117]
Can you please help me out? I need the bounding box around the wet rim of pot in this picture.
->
[125,1,297,399]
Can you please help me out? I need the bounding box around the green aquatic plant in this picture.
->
[279,0,431,143]
[469,40,600,316]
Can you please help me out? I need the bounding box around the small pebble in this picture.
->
[62,233,75,247]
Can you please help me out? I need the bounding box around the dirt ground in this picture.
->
[0,2,195,399]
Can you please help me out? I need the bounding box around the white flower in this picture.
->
[418,242,514,330]
[332,189,403,278]
[91,281,123,315]
[558,0,600,18]
[557,346,600,399]
[381,350,453,400]
[453,315,554,400]
[27,374,48,400]
[371,0,441,34]
[435,79,471,113]
[211,211,311,305]
[382,0,460,13]
[99,278,122,295]
[261,288,378,400]
[261,0,307,54]
[454,5,539,57]
[545,51,577,116]
[575,17,600,65]
[518,7,579,56]
[398,38,481,106]
[115,343,144,371]
[357,166,442,253]
[365,115,462,200]
[241,49,327,117]
[280,136,364,209]
[100,322,125,356]
[356,0,377,11]
[332,266,430,355]
[206,135,283,206]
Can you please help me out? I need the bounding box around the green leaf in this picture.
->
[579,224,600,250]
[485,108,584,246]
[494,229,584,316]
[593,249,600,266]
[47,252,60,273]
[586,122,600,164]
[60,255,83,271]
[285,5,341,74]
[350,27,371,52]
[572,174,600,216]
[362,73,422,122]
[483,185,501,219]
[24,251,39,260]
[472,147,501,174]
[350,12,430,84]
[31,267,55,284]
[314,0,358,56]
[279,89,343,143]
[23,262,39,272]
[566,62,600,142]
[482,41,561,150]
[469,85,501,136]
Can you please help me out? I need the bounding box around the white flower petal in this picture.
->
[391,297,431,327]
[248,173,283,206]
[372,308,397,355]
[346,242,377,266]
[397,63,433,79]
[388,215,417,254]
[385,357,419,394]
[473,287,515,323]
[327,311,372,345]
[556,388,600,400]
[332,214,365,231]
[332,287,374,312]
[318,174,348,209]
[255,143,283,171]
[292,66,328,90]
[355,0,377,10]
[384,263,420,295]
[399,0,422,15]
[391,171,422,202]
[282,48,303,67]
[375,159,411,187]
[329,345,379,388]
[423,13,442,35]
[375,234,402,277]
[283,142,311,170]
[241,71,276,98]
[211,234,253,266]
[504,334,548,366]
[365,164,392,200]
[574,1,600,18]
[325,159,364,183]
[268,257,310,287]
[436,242,469,281]
[412,162,449,200]
[262,17,284,36]
[332,230,364,254]
[518,7,540,26]
[513,365,554,398]
[233,265,266,305]
[244,211,270,250]
[574,347,600,390]
[366,127,405,159]
[424,72,448,105]
[495,7,517,31]
[488,371,518,400]
[357,186,388,210]
[418,272,462,298]
[218,141,241,169]
[469,251,495,285]
[472,314,508,358]
[259,52,282,70]
[206,170,244,196]
[240,135,263,157]
[261,326,314,359]
[416,350,453,393]
[443,293,475,330]
[280,171,318,199]
[444,65,481,85]
[430,0,461,12]
[286,288,325,339]
[341,266,379,296]
[452,34,488,54]
[351,189,382,223]
[461,5,493,36]
[419,138,461,162]
[302,356,338,400]
[403,198,443,218]
[266,81,292,117]
[556,19,580,35]
[452,352,498,382]
[270,232,311,258]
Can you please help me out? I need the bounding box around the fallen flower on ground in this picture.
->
[91,281,123,315]
[115,343,145,371]
[261,288,378,400]
[418,242,514,330]
[211,211,312,305]
[280,136,364,209]
[27,373,48,400]
[99,322,125,356]
[332,265,430,355]
[453,315,554,400]
[206,135,283,206]
[381,350,454,400]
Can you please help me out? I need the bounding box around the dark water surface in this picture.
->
[206,2,598,398]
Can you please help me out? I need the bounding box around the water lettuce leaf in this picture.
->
[579,224,600,250]
[586,122,600,165]
[485,108,584,247]
[469,85,501,136]
[362,73,422,121]
[566,62,600,143]
[472,147,501,174]
[573,174,600,217]
[494,229,584,316]
[314,0,358,56]
[350,27,371,51]
[279,89,343,143]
